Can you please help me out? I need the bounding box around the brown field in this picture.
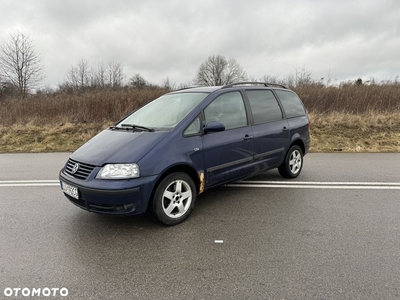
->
[309,112,400,152]
[1,83,400,153]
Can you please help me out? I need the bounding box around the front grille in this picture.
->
[65,159,96,180]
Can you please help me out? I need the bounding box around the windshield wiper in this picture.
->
[120,124,155,132]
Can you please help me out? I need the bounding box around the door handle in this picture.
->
[243,135,253,140]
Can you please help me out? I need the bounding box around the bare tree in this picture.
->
[0,31,44,97]
[66,60,124,90]
[95,62,107,88]
[66,58,92,90]
[161,77,178,90]
[194,55,247,86]
[294,65,313,87]
[107,62,124,88]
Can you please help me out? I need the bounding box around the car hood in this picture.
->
[70,129,169,166]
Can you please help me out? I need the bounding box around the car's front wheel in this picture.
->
[150,172,196,225]
[278,145,303,178]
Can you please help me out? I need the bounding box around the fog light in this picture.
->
[122,203,135,211]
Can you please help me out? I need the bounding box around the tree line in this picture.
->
[0,32,251,99]
[0,32,164,97]
[2,31,396,100]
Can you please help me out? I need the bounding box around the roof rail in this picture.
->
[174,86,196,91]
[222,82,288,89]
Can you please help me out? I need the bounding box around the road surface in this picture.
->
[1,153,400,299]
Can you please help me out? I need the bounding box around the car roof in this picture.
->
[171,82,288,94]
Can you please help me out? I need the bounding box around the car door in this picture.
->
[202,91,254,188]
[245,89,289,168]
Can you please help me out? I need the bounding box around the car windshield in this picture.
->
[117,92,208,130]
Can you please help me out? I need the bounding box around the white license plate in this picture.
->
[61,181,79,199]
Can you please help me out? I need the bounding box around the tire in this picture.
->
[150,172,196,225]
[278,145,303,178]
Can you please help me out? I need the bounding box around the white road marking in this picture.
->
[1,180,399,190]
[241,181,400,186]
[227,180,400,190]
[0,180,60,187]
[227,184,400,190]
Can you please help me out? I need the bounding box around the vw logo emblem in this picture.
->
[71,163,80,174]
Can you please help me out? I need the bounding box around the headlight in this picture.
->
[96,164,140,179]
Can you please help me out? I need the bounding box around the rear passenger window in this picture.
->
[275,90,306,118]
[246,90,282,124]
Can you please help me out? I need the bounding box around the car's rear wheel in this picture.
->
[278,145,303,178]
[150,172,196,225]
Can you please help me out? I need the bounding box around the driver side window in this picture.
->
[204,92,247,130]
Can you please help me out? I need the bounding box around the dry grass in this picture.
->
[1,84,400,153]
[0,87,169,126]
[294,82,400,113]
[309,112,400,152]
[1,112,399,153]
[0,122,109,153]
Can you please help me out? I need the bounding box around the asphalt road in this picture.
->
[1,153,400,299]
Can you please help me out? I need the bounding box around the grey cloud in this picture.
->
[1,0,399,87]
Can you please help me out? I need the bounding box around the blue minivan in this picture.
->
[59,82,310,225]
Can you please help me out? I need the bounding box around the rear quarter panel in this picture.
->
[286,115,310,154]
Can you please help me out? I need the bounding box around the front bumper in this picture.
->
[59,170,158,215]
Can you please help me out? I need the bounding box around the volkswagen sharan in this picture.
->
[59,82,310,225]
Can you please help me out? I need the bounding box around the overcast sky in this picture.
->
[1,0,399,88]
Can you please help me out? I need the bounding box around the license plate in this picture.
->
[61,181,79,199]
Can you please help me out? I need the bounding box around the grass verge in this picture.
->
[0,122,111,153]
[309,112,400,152]
[1,112,399,153]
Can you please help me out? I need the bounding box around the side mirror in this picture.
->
[204,121,225,133]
